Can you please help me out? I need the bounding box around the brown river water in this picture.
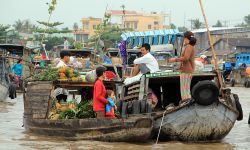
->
[0,87,249,150]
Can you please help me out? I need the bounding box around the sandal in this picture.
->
[179,98,194,106]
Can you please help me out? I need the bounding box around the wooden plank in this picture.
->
[127,89,140,95]
[128,84,140,91]
[27,83,53,90]
[124,94,139,101]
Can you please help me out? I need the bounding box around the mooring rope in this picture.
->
[156,110,167,144]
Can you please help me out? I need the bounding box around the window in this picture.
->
[134,22,138,29]
[154,21,159,25]
[93,25,97,29]
[148,25,152,29]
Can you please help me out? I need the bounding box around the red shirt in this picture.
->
[93,79,109,111]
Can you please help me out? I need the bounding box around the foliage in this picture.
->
[75,41,83,49]
[178,26,188,32]
[192,19,204,29]
[213,20,223,27]
[73,23,79,31]
[244,14,250,27]
[33,67,59,80]
[87,13,133,48]
[37,21,63,28]
[12,19,39,33]
[56,100,95,119]
[59,108,77,119]
[43,36,74,50]
[0,24,10,43]
[235,22,247,28]
[48,0,57,15]
[76,100,95,118]
[170,23,176,29]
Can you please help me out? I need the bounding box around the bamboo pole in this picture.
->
[198,0,225,91]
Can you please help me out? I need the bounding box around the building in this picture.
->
[107,10,170,31]
[74,17,102,43]
[204,38,250,60]
[192,27,250,53]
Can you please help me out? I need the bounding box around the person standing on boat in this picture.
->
[63,37,69,49]
[93,66,110,118]
[168,31,196,105]
[11,58,23,87]
[132,43,159,76]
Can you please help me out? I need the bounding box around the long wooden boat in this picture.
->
[120,71,243,141]
[0,44,24,100]
[23,81,153,142]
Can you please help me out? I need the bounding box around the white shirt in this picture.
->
[56,60,67,68]
[133,53,160,73]
[64,40,68,49]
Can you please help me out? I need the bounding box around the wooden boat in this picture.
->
[0,44,24,100]
[120,71,243,141]
[23,81,153,142]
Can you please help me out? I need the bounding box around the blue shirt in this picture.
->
[12,63,23,76]
[106,97,115,113]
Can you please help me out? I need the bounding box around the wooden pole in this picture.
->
[198,0,225,91]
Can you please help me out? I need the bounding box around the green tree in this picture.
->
[73,23,79,31]
[193,19,203,29]
[87,13,132,48]
[244,14,250,27]
[178,26,188,32]
[170,23,176,29]
[0,24,10,43]
[37,21,63,28]
[235,22,246,27]
[213,20,223,27]
[13,19,23,32]
[44,36,74,50]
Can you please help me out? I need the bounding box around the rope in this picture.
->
[155,110,167,144]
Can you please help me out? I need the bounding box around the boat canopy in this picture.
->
[121,29,181,48]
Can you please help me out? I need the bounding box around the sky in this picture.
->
[1,0,250,29]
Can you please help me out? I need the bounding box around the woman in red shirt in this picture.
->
[93,66,109,118]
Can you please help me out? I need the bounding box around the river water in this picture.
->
[0,87,249,150]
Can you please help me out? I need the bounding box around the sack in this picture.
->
[85,70,96,83]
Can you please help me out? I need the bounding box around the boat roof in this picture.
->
[121,29,181,41]
[0,44,24,55]
[0,44,24,50]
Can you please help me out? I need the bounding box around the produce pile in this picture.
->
[49,100,95,120]
[33,67,85,81]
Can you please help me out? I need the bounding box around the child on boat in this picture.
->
[105,90,117,119]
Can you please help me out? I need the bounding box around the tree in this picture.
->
[37,21,63,28]
[44,36,74,50]
[244,14,250,27]
[192,19,203,29]
[73,23,79,31]
[0,24,10,43]
[235,22,246,28]
[178,26,188,32]
[13,19,24,32]
[170,23,176,29]
[213,20,223,27]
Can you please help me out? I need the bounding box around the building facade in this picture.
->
[107,10,169,31]
[193,27,250,53]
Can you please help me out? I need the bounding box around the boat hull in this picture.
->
[23,117,153,142]
[0,83,8,101]
[153,102,238,141]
